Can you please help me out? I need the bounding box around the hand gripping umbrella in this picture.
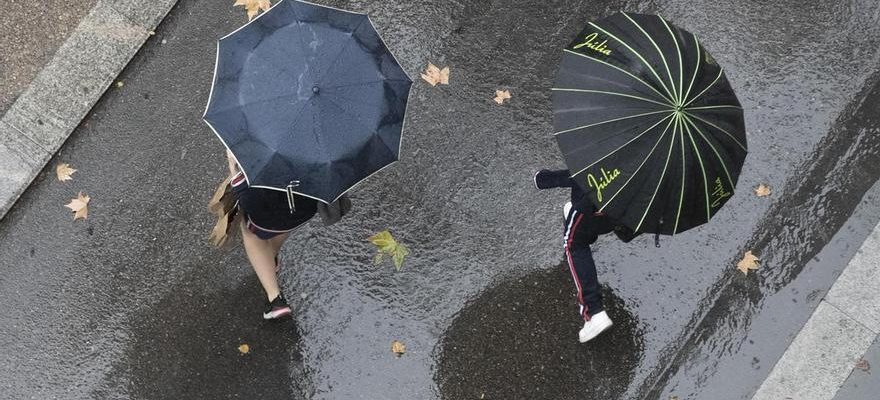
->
[204,0,412,204]
[553,12,747,235]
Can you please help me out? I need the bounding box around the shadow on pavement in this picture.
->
[105,275,306,399]
[435,264,644,400]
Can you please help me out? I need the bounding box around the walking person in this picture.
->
[534,168,627,343]
[226,151,317,320]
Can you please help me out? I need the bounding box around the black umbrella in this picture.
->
[204,0,412,204]
[553,12,747,235]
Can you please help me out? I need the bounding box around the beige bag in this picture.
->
[208,173,240,247]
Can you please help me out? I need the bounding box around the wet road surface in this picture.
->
[1,0,880,399]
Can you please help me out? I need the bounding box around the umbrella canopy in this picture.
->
[553,12,747,235]
[204,0,412,203]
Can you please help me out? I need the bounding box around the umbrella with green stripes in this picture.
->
[553,12,747,235]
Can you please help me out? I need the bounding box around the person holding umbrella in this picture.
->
[544,12,747,342]
[203,0,412,319]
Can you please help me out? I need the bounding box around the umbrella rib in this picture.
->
[205,92,303,117]
[687,105,742,111]
[635,114,679,232]
[683,111,747,151]
[569,113,674,177]
[681,34,702,108]
[287,4,318,85]
[321,95,380,138]
[554,110,671,136]
[673,113,686,234]
[315,18,369,87]
[322,78,410,91]
[597,115,677,212]
[551,88,671,107]
[681,113,736,189]
[621,13,679,104]
[562,49,673,104]
[588,22,677,103]
[682,68,723,108]
[682,114,712,223]
[658,16,685,106]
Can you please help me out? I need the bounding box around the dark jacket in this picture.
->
[535,169,640,243]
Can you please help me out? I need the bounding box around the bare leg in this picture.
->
[240,223,290,301]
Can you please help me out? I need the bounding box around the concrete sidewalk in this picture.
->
[0,0,177,220]
[754,222,880,400]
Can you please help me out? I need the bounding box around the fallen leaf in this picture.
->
[855,358,871,373]
[391,340,406,357]
[238,344,250,354]
[115,81,124,88]
[234,0,271,21]
[369,230,410,270]
[55,163,77,182]
[368,230,397,253]
[494,89,512,105]
[755,184,771,197]
[64,192,90,221]
[736,250,760,275]
[392,243,409,272]
[421,63,450,86]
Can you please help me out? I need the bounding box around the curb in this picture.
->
[0,0,178,220]
[753,222,880,400]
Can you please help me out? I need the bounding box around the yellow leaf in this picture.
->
[392,243,409,271]
[238,343,250,354]
[754,184,771,197]
[736,250,760,275]
[55,163,77,182]
[115,81,124,88]
[494,89,511,105]
[234,0,271,21]
[391,340,406,356]
[368,230,397,253]
[64,192,90,221]
[421,63,450,86]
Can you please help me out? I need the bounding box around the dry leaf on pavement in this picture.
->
[421,63,450,86]
[755,184,771,197]
[391,340,406,357]
[494,89,511,105]
[234,0,271,21]
[736,250,760,275]
[55,163,77,182]
[238,344,250,354]
[855,358,871,373]
[65,192,90,221]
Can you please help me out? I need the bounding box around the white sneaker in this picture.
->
[578,311,613,343]
[563,201,572,219]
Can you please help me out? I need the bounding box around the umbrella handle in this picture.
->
[287,181,301,214]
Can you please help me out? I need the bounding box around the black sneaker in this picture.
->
[263,293,292,320]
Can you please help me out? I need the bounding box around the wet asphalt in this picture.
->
[1,0,880,399]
